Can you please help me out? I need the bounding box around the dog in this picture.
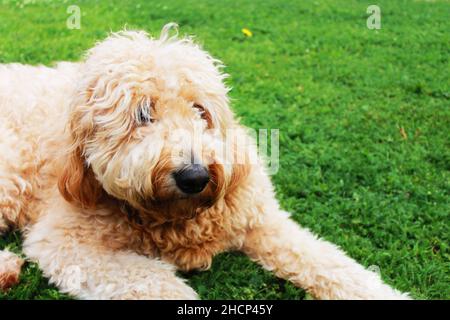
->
[0,24,409,299]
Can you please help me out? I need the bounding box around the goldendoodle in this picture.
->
[0,24,409,299]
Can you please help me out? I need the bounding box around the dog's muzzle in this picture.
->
[173,164,210,194]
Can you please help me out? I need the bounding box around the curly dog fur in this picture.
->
[0,24,409,299]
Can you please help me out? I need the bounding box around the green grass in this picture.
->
[0,0,449,300]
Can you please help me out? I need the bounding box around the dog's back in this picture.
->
[0,62,79,232]
[0,62,79,128]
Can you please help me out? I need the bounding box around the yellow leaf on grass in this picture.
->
[242,28,253,37]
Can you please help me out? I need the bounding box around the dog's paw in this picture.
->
[0,249,24,290]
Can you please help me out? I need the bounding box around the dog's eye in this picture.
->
[136,100,154,125]
[193,103,213,128]
[193,103,206,119]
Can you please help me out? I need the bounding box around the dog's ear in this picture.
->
[58,147,103,209]
[57,99,104,209]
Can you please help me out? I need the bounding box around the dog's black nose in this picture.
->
[173,165,210,194]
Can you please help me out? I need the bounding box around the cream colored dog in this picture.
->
[0,24,409,299]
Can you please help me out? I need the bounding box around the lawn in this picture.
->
[0,0,449,300]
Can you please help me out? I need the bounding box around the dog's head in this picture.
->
[58,24,251,221]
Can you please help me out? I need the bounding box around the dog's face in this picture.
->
[58,25,250,221]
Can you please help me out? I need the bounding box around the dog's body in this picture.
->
[0,25,409,299]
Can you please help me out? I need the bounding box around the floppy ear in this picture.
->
[58,147,103,209]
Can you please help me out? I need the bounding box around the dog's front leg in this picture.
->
[24,239,197,300]
[241,210,409,300]
[23,215,197,300]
